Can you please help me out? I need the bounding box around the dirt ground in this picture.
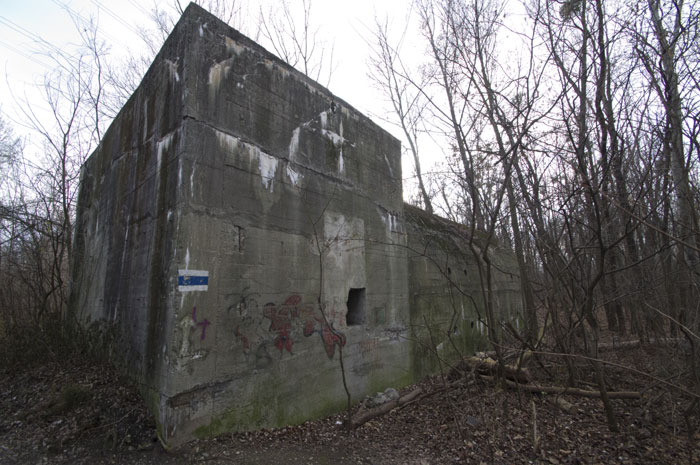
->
[1,343,698,464]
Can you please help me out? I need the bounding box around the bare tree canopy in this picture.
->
[370,0,700,433]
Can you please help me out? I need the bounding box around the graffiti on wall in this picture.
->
[303,315,346,359]
[250,294,346,359]
[191,305,211,340]
[174,305,211,371]
[234,325,250,350]
[352,337,383,376]
[262,295,306,353]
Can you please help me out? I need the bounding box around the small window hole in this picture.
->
[346,288,366,326]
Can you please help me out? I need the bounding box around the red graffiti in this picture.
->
[305,315,346,359]
[234,325,249,350]
[274,328,294,353]
[303,318,316,337]
[283,294,302,307]
[263,296,302,354]
[262,294,345,359]
[191,306,210,340]
[321,323,346,358]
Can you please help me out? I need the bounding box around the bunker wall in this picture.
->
[404,205,523,380]
[71,3,413,445]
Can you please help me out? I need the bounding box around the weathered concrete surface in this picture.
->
[70,3,521,446]
[71,3,409,445]
[404,205,522,380]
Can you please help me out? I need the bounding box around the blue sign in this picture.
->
[178,270,209,291]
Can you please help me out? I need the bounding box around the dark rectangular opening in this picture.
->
[346,288,366,326]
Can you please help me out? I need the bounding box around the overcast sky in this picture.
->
[0,0,421,142]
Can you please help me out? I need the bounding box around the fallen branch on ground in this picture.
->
[460,356,530,383]
[598,338,681,352]
[491,344,700,400]
[349,387,423,429]
[481,375,641,399]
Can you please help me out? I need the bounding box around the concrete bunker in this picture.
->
[69,3,522,446]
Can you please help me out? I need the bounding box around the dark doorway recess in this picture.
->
[346,288,366,326]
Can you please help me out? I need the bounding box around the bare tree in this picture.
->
[258,0,336,86]
[368,16,433,213]
[631,0,700,336]
[106,0,249,108]
[411,0,559,359]
[0,9,112,366]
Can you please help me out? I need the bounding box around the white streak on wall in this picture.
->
[216,131,237,153]
[190,163,196,198]
[384,154,394,178]
[378,208,401,236]
[113,213,131,321]
[324,213,347,267]
[164,58,180,83]
[340,106,358,120]
[208,58,233,101]
[286,164,302,186]
[142,98,148,142]
[177,159,182,190]
[337,121,347,173]
[321,129,346,147]
[320,122,348,174]
[119,216,130,278]
[258,59,290,77]
[258,151,278,192]
[225,36,245,55]
[156,132,175,173]
[177,317,192,363]
[288,127,300,160]
[290,108,355,165]
[216,130,279,192]
[209,60,230,87]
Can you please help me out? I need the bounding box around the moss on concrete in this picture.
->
[193,391,352,439]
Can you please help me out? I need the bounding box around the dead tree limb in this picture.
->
[349,387,423,429]
[489,376,640,399]
[598,338,682,352]
[460,356,530,383]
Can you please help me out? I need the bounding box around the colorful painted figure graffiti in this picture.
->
[262,296,304,354]
[261,294,346,359]
[303,317,346,358]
